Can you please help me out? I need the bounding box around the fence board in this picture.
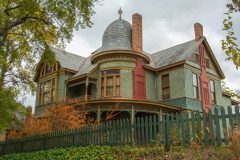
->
[202,112,208,145]
[214,108,221,145]
[221,107,228,145]
[1,107,240,156]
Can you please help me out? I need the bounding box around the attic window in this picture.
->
[206,59,210,69]
[40,63,57,77]
[195,54,200,63]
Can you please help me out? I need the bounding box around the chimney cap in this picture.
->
[194,22,203,39]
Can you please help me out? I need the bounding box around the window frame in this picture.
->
[39,78,56,105]
[161,74,170,100]
[210,80,216,104]
[40,63,58,78]
[192,73,199,99]
[101,70,120,98]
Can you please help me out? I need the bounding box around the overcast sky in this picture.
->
[25,0,240,107]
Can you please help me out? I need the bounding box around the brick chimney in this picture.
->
[132,13,142,52]
[194,23,203,39]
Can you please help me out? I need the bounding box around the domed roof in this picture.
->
[101,19,132,52]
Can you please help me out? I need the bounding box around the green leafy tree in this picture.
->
[0,0,98,90]
[222,0,240,68]
[222,81,240,100]
[0,88,25,132]
[0,0,98,131]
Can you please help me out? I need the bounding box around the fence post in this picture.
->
[185,112,190,144]
[235,106,240,126]
[141,117,145,145]
[221,107,228,145]
[214,107,221,145]
[164,114,170,151]
[145,116,149,144]
[180,112,185,145]
[137,117,141,145]
[228,106,234,129]
[202,112,209,145]
[149,115,153,144]
[196,110,202,145]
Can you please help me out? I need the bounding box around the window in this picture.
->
[195,53,210,69]
[43,80,51,104]
[192,73,199,99]
[40,63,57,77]
[39,78,56,105]
[162,74,170,100]
[51,78,56,102]
[210,80,216,104]
[101,70,120,97]
[206,59,210,69]
[195,53,200,63]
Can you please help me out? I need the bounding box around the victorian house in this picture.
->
[34,10,238,122]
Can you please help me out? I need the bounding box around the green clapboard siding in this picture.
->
[184,68,194,98]
[222,95,231,112]
[121,70,133,98]
[57,74,68,102]
[163,97,202,110]
[156,74,161,100]
[215,80,223,106]
[185,98,202,111]
[146,70,156,101]
[170,68,185,99]
[163,98,186,108]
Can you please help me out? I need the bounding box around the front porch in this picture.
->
[68,99,181,123]
[67,76,97,101]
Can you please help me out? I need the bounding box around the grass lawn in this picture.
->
[0,145,236,160]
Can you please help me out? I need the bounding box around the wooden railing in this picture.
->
[0,106,239,156]
[66,96,96,104]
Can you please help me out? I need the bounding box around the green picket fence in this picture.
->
[0,106,239,156]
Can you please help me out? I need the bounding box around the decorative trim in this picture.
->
[91,50,150,64]
[86,99,181,111]
[202,38,225,79]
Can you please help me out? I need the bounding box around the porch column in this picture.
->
[131,105,135,124]
[97,105,101,123]
[85,77,89,101]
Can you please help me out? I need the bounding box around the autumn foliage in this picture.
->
[229,127,240,160]
[8,105,90,139]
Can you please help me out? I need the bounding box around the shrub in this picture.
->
[229,127,240,160]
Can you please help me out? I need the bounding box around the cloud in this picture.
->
[25,0,240,107]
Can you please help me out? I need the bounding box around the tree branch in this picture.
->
[4,5,22,16]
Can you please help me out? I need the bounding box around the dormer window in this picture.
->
[101,69,120,97]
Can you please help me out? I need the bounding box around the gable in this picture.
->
[187,38,225,79]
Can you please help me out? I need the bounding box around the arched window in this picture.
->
[101,69,120,97]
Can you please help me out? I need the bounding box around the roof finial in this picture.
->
[118,7,123,19]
